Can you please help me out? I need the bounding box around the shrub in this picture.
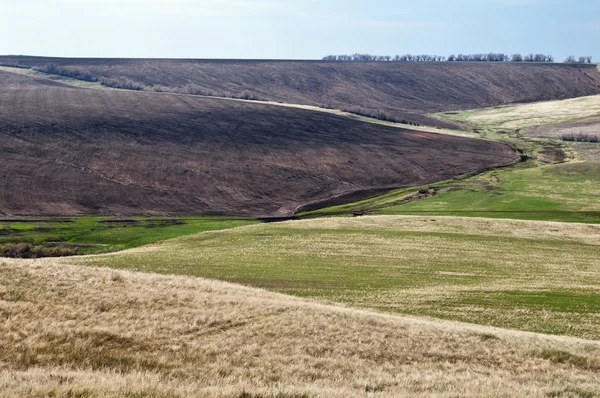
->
[0,61,29,69]
[35,64,99,82]
[237,90,259,100]
[100,77,145,91]
[340,106,420,126]
[0,242,79,258]
[176,83,214,96]
[560,133,599,143]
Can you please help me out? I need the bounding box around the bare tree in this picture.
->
[511,54,523,62]
[321,52,556,63]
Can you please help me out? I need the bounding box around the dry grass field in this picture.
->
[439,94,600,132]
[2,259,600,397]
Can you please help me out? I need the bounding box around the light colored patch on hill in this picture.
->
[441,95,600,130]
[1,259,600,397]
[279,215,600,245]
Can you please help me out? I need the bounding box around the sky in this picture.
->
[1,0,598,60]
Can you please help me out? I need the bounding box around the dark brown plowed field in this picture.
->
[0,68,69,89]
[3,56,600,127]
[0,70,516,216]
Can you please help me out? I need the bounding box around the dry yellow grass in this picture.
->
[1,259,600,397]
[448,94,600,130]
[278,216,600,245]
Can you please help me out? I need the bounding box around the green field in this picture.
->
[299,160,600,223]
[0,216,256,257]
[300,94,600,224]
[74,216,600,340]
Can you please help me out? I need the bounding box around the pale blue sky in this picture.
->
[1,0,598,60]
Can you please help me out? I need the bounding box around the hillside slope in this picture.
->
[0,71,515,216]
[1,259,600,397]
[3,56,600,126]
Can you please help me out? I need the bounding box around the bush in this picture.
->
[0,242,78,258]
[99,77,145,91]
[560,133,599,143]
[0,61,29,69]
[175,83,214,96]
[340,107,420,126]
[236,90,259,100]
[35,64,99,82]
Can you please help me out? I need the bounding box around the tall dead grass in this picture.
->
[1,259,599,397]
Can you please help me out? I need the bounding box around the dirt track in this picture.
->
[0,70,516,216]
[3,57,600,128]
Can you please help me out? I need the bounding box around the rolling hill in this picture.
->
[2,258,599,397]
[0,70,516,216]
[3,56,600,127]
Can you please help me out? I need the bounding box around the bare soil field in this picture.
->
[0,68,69,89]
[2,259,600,397]
[0,70,516,216]
[3,56,600,127]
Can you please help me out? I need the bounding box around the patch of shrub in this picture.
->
[236,90,260,100]
[0,242,79,258]
[340,107,420,126]
[100,77,145,91]
[35,64,99,82]
[174,83,216,96]
[560,133,599,143]
[0,61,30,69]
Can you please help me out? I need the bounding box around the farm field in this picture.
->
[74,216,600,340]
[3,56,600,127]
[0,69,516,217]
[2,259,600,397]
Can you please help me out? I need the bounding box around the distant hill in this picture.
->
[0,70,515,216]
[2,56,600,127]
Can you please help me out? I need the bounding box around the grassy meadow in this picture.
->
[0,216,256,257]
[299,161,600,223]
[74,216,600,340]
